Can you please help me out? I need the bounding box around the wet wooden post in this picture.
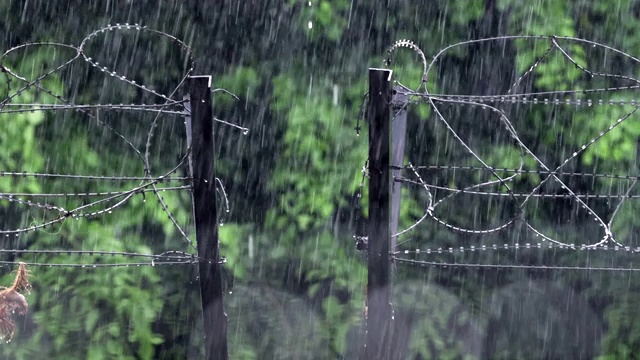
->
[187,75,228,360]
[390,87,407,252]
[365,68,393,360]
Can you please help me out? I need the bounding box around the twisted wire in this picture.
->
[0,25,246,268]
[357,35,640,265]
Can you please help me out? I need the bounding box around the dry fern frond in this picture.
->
[0,263,30,342]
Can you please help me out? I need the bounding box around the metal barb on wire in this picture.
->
[393,257,640,272]
[393,242,640,256]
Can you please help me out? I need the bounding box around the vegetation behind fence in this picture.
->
[3,1,640,359]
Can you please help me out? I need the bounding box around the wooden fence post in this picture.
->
[187,75,228,360]
[365,68,393,360]
[390,87,408,251]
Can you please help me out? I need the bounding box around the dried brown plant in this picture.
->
[0,263,30,342]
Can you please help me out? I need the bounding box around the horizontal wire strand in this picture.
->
[394,257,640,272]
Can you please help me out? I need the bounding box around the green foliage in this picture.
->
[6,1,640,359]
[0,45,188,359]
[267,74,364,236]
[226,284,331,359]
[448,0,485,26]
[600,294,640,360]
[298,0,350,42]
[216,67,260,107]
[395,281,482,360]
[578,97,640,167]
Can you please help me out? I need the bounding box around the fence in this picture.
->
[5,25,640,359]
[359,36,640,358]
[0,25,246,359]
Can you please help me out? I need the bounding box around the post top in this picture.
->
[368,68,393,81]
[188,75,212,88]
[369,68,392,72]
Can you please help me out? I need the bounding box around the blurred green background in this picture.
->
[2,1,640,359]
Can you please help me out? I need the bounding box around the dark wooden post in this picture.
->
[187,75,228,360]
[365,68,393,360]
[390,87,408,251]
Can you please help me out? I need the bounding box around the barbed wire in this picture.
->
[0,152,191,235]
[393,257,640,272]
[0,186,190,198]
[0,104,188,116]
[0,250,226,268]
[392,242,640,255]
[0,24,246,268]
[393,177,640,199]
[391,165,640,180]
[357,35,640,269]
[0,172,190,181]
